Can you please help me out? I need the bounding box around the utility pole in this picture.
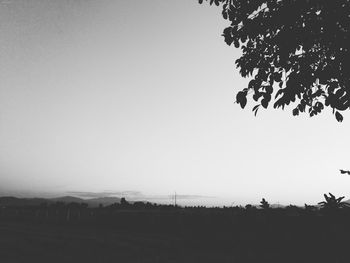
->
[174,191,177,207]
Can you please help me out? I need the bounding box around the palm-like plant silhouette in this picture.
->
[318,193,350,210]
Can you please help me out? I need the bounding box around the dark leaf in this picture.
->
[292,108,299,116]
[252,104,260,112]
[222,27,233,46]
[335,111,343,122]
[236,91,247,109]
[265,86,273,94]
[254,108,259,116]
[275,89,284,99]
[261,99,268,109]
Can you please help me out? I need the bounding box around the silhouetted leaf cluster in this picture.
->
[199,0,350,121]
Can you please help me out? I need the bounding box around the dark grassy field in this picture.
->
[1,207,350,263]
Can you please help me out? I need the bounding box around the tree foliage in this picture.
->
[199,0,350,121]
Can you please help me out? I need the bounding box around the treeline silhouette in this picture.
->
[2,193,350,262]
[1,193,350,223]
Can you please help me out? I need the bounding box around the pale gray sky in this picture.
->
[0,0,349,206]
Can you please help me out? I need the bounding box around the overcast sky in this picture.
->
[0,0,350,206]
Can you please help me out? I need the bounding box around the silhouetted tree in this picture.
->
[120,197,129,208]
[199,0,350,121]
[259,198,270,209]
[245,204,253,210]
[318,193,350,211]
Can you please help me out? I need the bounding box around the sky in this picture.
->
[1,0,350,206]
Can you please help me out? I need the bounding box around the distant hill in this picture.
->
[50,196,85,203]
[0,196,50,207]
[0,196,122,208]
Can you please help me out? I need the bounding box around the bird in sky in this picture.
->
[340,169,350,175]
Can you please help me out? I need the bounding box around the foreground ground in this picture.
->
[0,209,350,262]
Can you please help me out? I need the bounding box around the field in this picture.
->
[1,207,350,263]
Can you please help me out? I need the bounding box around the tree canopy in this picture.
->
[199,0,350,121]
